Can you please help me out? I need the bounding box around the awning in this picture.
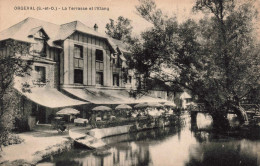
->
[63,87,168,104]
[56,108,80,115]
[115,104,132,110]
[119,54,126,61]
[16,87,88,108]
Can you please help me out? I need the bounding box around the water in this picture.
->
[38,113,260,166]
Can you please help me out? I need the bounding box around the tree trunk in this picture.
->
[230,104,249,125]
[210,110,230,131]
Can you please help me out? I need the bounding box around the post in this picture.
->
[190,111,198,131]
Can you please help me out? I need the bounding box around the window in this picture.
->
[74,58,83,68]
[96,49,103,61]
[128,76,132,83]
[74,69,83,84]
[74,45,84,84]
[74,45,83,69]
[96,72,103,85]
[186,98,192,103]
[33,30,47,56]
[74,45,83,58]
[34,39,44,53]
[112,54,120,67]
[39,31,44,38]
[117,55,120,66]
[34,39,46,56]
[32,30,47,57]
[123,74,127,83]
[35,66,46,83]
[136,77,141,88]
[113,74,119,86]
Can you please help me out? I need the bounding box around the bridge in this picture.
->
[188,103,260,125]
[188,103,260,114]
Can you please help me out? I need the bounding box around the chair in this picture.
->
[110,115,116,120]
[132,113,137,118]
[96,117,102,121]
[74,118,88,126]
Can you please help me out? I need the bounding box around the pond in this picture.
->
[38,113,260,166]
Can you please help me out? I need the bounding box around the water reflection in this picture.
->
[41,113,260,166]
[186,139,260,166]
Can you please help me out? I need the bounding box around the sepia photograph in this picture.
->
[0,0,260,165]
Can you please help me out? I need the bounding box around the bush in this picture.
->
[2,133,24,146]
[13,117,30,132]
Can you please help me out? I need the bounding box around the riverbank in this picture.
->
[38,113,260,166]
[0,125,75,166]
[0,114,187,165]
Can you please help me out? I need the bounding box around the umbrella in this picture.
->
[115,104,132,110]
[134,102,148,108]
[56,108,80,115]
[147,107,166,117]
[164,102,176,107]
[92,106,112,111]
[148,110,161,117]
[186,102,197,106]
[134,102,163,108]
[148,102,164,108]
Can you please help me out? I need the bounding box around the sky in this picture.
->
[0,0,259,37]
[0,0,198,35]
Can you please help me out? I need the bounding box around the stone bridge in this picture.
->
[188,103,260,126]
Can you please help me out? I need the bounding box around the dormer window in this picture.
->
[34,38,46,55]
[113,54,120,67]
[38,31,45,38]
[31,29,48,57]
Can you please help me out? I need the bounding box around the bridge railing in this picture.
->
[187,103,205,112]
[187,103,260,114]
[241,104,260,114]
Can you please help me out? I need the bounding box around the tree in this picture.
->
[0,40,32,147]
[132,0,260,128]
[105,16,133,42]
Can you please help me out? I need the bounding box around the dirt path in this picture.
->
[0,130,72,165]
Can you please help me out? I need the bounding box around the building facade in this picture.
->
[0,17,166,125]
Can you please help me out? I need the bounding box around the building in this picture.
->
[0,17,167,125]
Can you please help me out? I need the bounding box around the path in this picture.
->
[0,125,75,165]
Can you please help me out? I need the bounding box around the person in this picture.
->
[57,120,66,133]
[71,114,76,122]
[89,114,97,128]
[132,110,138,118]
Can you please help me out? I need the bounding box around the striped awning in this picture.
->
[15,87,88,108]
[63,87,168,104]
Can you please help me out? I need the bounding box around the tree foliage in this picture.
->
[132,0,260,124]
[105,16,133,42]
[0,40,32,147]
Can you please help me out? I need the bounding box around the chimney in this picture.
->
[94,23,98,31]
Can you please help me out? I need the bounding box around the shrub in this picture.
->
[1,133,24,147]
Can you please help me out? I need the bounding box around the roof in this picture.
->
[28,26,43,36]
[110,38,131,54]
[0,17,128,53]
[180,92,192,99]
[55,20,107,41]
[55,20,118,52]
[0,17,60,47]
[63,87,168,104]
[15,87,88,108]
